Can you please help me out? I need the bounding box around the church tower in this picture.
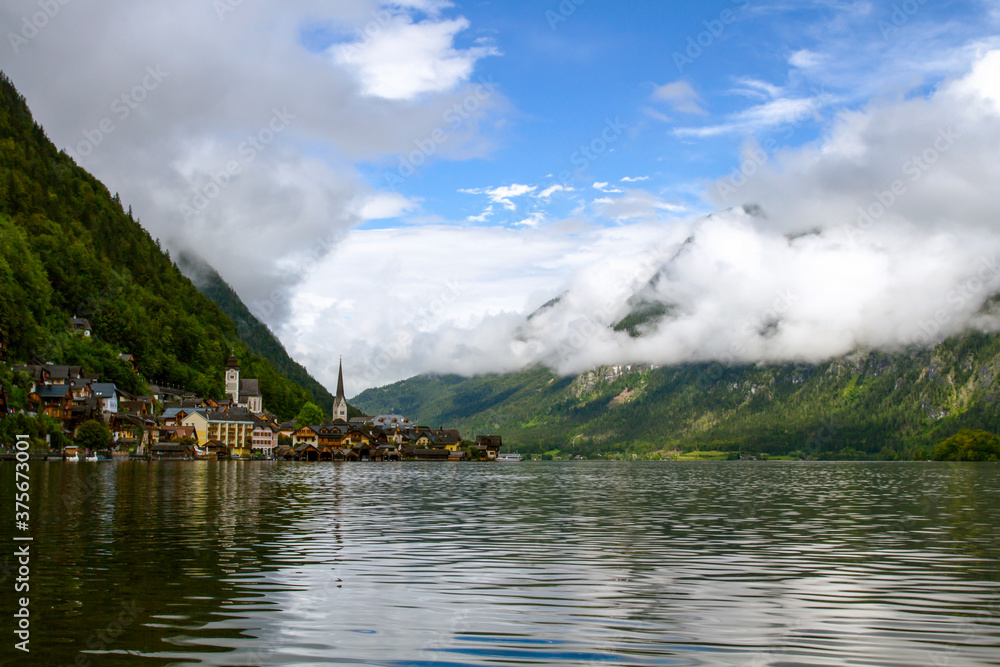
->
[332,357,348,422]
[225,353,240,404]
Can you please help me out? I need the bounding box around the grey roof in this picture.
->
[163,407,208,419]
[207,410,255,424]
[48,365,81,380]
[36,385,70,398]
[152,443,192,453]
[13,365,49,381]
[239,379,261,397]
[91,383,118,399]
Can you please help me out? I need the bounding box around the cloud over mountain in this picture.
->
[0,0,502,324]
[289,50,1000,390]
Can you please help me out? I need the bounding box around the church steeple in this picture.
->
[332,356,348,422]
[225,351,240,403]
[336,356,345,400]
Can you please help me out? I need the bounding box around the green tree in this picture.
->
[295,401,326,428]
[75,419,110,451]
[933,429,1000,461]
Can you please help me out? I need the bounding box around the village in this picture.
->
[0,321,503,462]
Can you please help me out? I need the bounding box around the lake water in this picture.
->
[2,461,1000,666]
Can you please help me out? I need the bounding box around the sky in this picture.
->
[3,0,1000,397]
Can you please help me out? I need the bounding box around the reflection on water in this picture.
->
[1,461,999,666]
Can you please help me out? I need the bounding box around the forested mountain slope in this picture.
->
[353,335,1000,459]
[0,72,317,420]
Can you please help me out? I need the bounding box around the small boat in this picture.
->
[84,453,98,462]
[497,452,523,462]
[66,453,79,462]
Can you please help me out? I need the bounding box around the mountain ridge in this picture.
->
[352,334,1000,459]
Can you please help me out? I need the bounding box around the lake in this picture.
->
[2,460,1000,666]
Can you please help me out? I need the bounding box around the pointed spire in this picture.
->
[332,356,348,422]
[336,355,345,399]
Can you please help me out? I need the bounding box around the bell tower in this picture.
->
[225,353,240,404]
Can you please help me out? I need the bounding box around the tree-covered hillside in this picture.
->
[0,71,315,420]
[352,333,1000,459]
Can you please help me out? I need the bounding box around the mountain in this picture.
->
[0,71,316,421]
[353,326,1000,461]
[177,254,335,411]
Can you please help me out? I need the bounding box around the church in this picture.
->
[332,357,348,421]
[224,354,263,414]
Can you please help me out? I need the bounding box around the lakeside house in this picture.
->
[3,352,495,462]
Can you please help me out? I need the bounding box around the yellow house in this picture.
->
[207,411,255,458]
[181,411,209,446]
[342,429,372,448]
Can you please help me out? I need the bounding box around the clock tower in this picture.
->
[225,353,240,404]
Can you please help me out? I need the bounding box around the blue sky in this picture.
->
[345,0,997,230]
[4,0,1000,393]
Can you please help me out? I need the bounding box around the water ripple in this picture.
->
[2,461,1000,665]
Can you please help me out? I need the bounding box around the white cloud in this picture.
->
[651,80,706,114]
[331,13,498,101]
[352,192,417,220]
[593,182,624,194]
[461,183,538,210]
[731,77,784,101]
[594,190,686,221]
[789,49,823,69]
[292,48,1000,390]
[288,222,668,391]
[0,0,506,326]
[675,96,828,138]
[466,205,494,223]
[539,184,573,198]
[621,176,650,183]
[641,106,673,124]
